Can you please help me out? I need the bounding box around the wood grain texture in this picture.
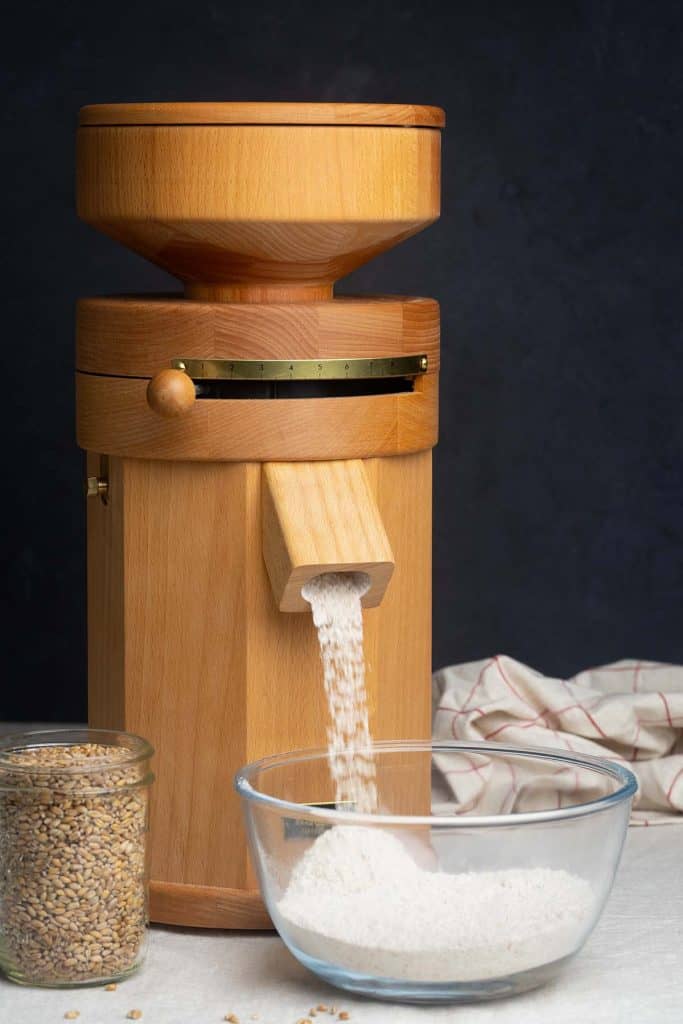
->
[76,296,440,377]
[262,460,394,612]
[76,372,439,461]
[368,452,433,819]
[149,881,270,930]
[120,461,253,896]
[87,452,432,927]
[77,125,440,298]
[79,102,445,128]
[185,282,331,303]
[372,452,433,739]
[87,453,125,731]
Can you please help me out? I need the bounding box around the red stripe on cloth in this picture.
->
[460,657,496,711]
[483,713,547,741]
[444,757,492,777]
[494,655,550,719]
[552,729,577,752]
[549,764,575,808]
[631,720,642,761]
[495,655,529,703]
[629,715,683,727]
[665,766,683,806]
[498,759,518,814]
[559,681,609,738]
[582,663,670,673]
[435,699,499,719]
[658,691,674,729]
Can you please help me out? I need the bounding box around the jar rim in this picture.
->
[0,727,154,776]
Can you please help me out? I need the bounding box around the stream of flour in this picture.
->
[301,571,377,813]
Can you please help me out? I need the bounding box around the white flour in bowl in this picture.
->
[277,826,594,983]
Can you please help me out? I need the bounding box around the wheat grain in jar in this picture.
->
[0,729,153,987]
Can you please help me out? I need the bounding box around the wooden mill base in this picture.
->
[87,450,432,928]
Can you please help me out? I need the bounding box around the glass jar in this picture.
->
[0,728,154,987]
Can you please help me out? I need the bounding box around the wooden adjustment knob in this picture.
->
[147,369,196,418]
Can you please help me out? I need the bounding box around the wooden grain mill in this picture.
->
[77,102,444,928]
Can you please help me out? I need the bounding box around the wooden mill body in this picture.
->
[76,103,443,928]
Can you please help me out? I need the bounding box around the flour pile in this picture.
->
[302,573,377,813]
[277,826,594,982]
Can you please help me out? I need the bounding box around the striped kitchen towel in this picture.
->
[433,656,683,825]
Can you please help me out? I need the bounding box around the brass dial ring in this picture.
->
[172,355,428,381]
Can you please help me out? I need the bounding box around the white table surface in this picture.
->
[1,729,681,1023]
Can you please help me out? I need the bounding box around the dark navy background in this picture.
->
[2,1,681,721]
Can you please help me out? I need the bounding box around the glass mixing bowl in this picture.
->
[235,741,636,1004]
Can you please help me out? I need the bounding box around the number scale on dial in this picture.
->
[172,355,428,381]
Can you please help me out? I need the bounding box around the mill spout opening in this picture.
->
[301,571,372,607]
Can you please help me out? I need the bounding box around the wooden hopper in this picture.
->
[77,102,442,302]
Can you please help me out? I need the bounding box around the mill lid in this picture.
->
[78,102,445,128]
